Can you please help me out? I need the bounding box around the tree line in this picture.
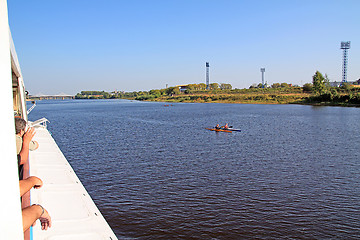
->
[186,83,232,90]
[75,83,233,100]
[75,75,360,105]
[306,71,360,104]
[75,91,111,99]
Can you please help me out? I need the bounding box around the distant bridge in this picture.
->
[28,94,74,100]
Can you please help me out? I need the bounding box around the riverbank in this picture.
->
[147,92,309,104]
[75,87,360,107]
[137,93,360,107]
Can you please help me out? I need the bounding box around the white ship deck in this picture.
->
[29,123,118,240]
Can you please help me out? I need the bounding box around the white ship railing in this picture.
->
[29,117,49,128]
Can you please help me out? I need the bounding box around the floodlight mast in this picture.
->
[260,68,265,88]
[341,41,350,84]
[206,62,210,90]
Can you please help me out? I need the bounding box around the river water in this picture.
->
[28,99,360,239]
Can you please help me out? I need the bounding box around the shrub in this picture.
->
[303,83,313,92]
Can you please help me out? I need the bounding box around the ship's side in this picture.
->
[1,0,118,238]
[0,0,24,238]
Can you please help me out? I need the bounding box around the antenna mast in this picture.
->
[206,62,210,90]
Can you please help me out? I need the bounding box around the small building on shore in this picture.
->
[329,81,341,87]
[329,79,360,87]
[176,84,188,92]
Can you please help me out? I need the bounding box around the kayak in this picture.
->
[205,128,232,133]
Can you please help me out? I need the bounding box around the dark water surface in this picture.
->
[29,100,360,239]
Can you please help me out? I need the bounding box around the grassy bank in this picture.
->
[139,92,360,107]
[149,92,309,104]
[133,86,360,107]
[75,85,360,107]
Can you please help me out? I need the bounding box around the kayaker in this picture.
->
[223,123,229,129]
[215,124,221,129]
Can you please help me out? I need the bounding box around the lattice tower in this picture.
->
[341,41,350,83]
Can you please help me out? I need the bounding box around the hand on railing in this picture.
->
[38,207,52,231]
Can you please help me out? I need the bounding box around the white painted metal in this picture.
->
[260,68,265,88]
[28,117,49,128]
[18,76,28,121]
[29,126,118,240]
[27,102,36,115]
[0,0,25,238]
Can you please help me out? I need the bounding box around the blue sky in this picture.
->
[7,0,360,95]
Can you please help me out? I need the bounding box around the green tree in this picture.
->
[340,82,352,92]
[166,87,180,95]
[193,84,200,90]
[186,84,198,90]
[272,83,281,88]
[220,83,232,90]
[159,89,167,95]
[149,89,161,98]
[103,92,110,99]
[281,83,289,88]
[324,74,330,88]
[312,71,327,95]
[198,83,206,90]
[330,88,339,100]
[210,83,219,90]
[303,83,313,92]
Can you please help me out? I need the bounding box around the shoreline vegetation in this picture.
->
[75,72,360,107]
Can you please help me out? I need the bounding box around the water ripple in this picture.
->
[29,100,360,239]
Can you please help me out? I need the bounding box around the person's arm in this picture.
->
[19,128,35,165]
[19,176,43,196]
[22,205,52,232]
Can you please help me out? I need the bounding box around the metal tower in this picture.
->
[206,62,210,90]
[341,41,350,83]
[260,68,265,88]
